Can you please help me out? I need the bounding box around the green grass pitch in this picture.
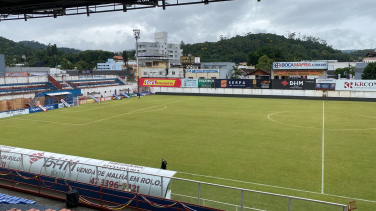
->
[1,95,376,210]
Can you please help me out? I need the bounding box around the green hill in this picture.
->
[346,49,375,60]
[0,36,31,56]
[181,33,353,64]
[19,40,81,54]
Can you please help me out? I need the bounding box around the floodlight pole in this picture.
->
[133,29,140,98]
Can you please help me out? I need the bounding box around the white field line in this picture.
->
[56,103,129,113]
[267,112,319,129]
[177,172,376,204]
[11,100,183,126]
[172,193,267,211]
[268,111,376,131]
[321,101,325,194]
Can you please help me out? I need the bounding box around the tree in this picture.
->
[362,63,376,79]
[255,55,274,70]
[227,66,242,79]
[122,51,128,66]
[335,66,355,78]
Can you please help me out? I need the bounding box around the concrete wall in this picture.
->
[5,67,50,72]
[151,87,376,99]
[0,93,35,101]
[81,85,134,98]
[0,76,48,84]
[0,75,121,85]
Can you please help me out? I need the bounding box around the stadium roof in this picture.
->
[0,0,232,21]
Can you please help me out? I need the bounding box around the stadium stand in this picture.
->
[61,78,125,89]
[0,82,57,96]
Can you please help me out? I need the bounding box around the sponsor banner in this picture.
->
[316,79,336,83]
[58,103,64,108]
[0,109,29,119]
[5,72,28,77]
[131,93,138,97]
[140,92,153,96]
[28,72,48,77]
[182,79,198,88]
[251,79,272,89]
[316,83,335,90]
[273,62,328,70]
[315,79,336,90]
[79,99,95,105]
[29,105,55,113]
[273,70,324,76]
[100,97,113,102]
[272,79,316,90]
[335,80,376,92]
[198,79,215,88]
[186,69,219,73]
[215,79,252,89]
[0,145,177,198]
[139,78,181,87]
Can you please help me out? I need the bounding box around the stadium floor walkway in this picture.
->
[0,187,97,211]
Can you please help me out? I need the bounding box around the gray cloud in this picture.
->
[0,0,375,51]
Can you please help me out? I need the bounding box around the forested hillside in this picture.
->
[19,40,81,54]
[181,33,353,64]
[1,33,373,70]
[0,36,121,70]
[348,49,375,59]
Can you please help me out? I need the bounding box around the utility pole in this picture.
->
[133,29,140,98]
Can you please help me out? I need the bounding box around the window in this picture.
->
[211,77,216,79]
[172,71,175,75]
[199,77,205,79]
[189,77,193,79]
[159,72,162,75]
[143,72,147,76]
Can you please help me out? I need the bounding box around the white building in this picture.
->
[141,68,184,78]
[137,32,183,66]
[97,59,122,71]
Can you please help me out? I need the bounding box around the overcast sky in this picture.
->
[1,0,375,52]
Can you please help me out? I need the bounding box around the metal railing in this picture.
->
[0,150,348,211]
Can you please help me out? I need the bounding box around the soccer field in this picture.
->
[1,95,376,210]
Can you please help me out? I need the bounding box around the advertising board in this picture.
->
[186,69,219,73]
[272,79,316,90]
[0,109,29,119]
[100,97,113,102]
[139,78,181,87]
[79,99,95,105]
[335,80,376,91]
[198,79,215,88]
[29,105,56,113]
[5,72,28,77]
[0,145,177,198]
[215,79,252,89]
[251,79,272,89]
[315,79,336,90]
[273,70,324,76]
[273,62,328,70]
[28,72,48,77]
[182,79,198,88]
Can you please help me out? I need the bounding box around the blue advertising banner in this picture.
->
[215,79,252,89]
[29,104,57,113]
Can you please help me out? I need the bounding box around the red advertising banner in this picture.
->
[139,78,182,87]
[5,72,28,77]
